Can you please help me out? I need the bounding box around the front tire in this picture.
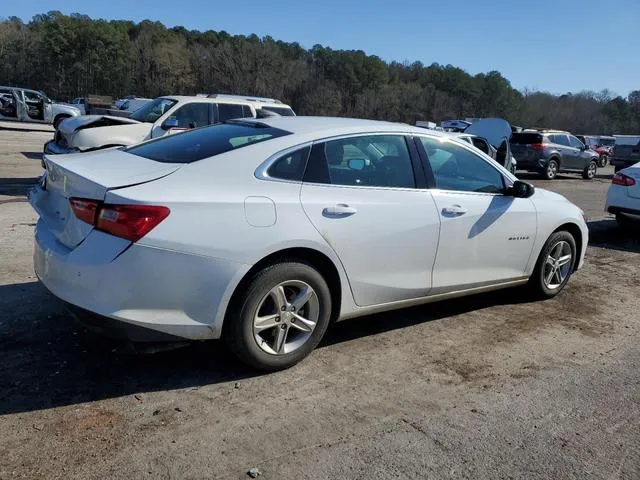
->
[582,160,597,180]
[528,231,576,299]
[224,261,332,371]
[599,155,609,168]
[542,159,559,180]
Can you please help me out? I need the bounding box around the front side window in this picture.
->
[218,103,252,122]
[312,135,415,188]
[24,90,44,103]
[168,102,210,128]
[130,98,177,123]
[267,146,311,181]
[126,123,291,163]
[420,137,505,194]
[568,136,585,149]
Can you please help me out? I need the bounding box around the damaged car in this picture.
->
[447,118,517,174]
[0,86,81,128]
[44,95,295,155]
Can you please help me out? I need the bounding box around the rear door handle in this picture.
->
[442,204,467,217]
[322,204,357,217]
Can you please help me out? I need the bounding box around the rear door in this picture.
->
[551,134,579,170]
[300,133,441,306]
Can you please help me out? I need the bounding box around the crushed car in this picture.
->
[44,94,295,155]
[0,86,81,128]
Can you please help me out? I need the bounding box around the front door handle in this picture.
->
[322,204,357,217]
[442,204,467,217]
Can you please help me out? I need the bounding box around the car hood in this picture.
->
[59,115,141,134]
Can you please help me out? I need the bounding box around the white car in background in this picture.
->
[30,117,587,370]
[44,94,295,155]
[606,163,640,227]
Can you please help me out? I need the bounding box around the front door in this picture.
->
[0,88,19,121]
[300,134,441,307]
[416,135,537,292]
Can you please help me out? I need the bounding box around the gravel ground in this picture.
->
[0,123,639,480]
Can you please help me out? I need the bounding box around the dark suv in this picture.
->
[510,130,599,180]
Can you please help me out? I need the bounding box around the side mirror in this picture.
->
[509,180,535,199]
[161,117,179,130]
[347,159,365,171]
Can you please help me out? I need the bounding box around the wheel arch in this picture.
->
[553,222,583,268]
[221,247,344,337]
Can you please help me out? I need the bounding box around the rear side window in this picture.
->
[126,123,291,163]
[260,106,296,117]
[267,147,311,181]
[550,134,570,146]
[304,135,415,188]
[510,133,542,144]
[218,103,252,122]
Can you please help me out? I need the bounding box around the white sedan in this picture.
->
[29,117,588,370]
[606,163,640,227]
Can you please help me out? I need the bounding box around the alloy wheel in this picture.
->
[253,280,319,355]
[547,161,557,179]
[587,162,597,179]
[543,241,573,290]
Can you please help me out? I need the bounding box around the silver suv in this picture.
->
[510,130,599,180]
[0,86,80,128]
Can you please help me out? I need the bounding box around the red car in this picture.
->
[576,135,614,167]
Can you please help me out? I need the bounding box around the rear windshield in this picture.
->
[510,132,543,144]
[259,106,295,117]
[126,122,291,163]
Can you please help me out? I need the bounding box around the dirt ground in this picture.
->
[1,122,639,480]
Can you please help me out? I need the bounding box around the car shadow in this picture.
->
[0,281,532,415]
[0,177,39,197]
[21,151,43,160]
[588,218,640,253]
[0,124,53,133]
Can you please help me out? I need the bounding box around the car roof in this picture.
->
[235,116,446,138]
[159,95,292,109]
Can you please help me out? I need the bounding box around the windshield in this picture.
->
[129,98,177,123]
[126,121,291,163]
[259,106,295,117]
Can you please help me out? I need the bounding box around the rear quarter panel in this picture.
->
[104,142,358,329]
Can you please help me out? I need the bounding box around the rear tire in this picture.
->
[582,160,597,180]
[528,231,576,299]
[542,159,559,180]
[223,261,332,371]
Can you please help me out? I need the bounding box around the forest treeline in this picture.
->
[1,11,639,134]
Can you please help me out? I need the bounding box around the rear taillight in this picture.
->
[69,198,170,242]
[528,143,547,151]
[69,198,100,225]
[612,173,636,187]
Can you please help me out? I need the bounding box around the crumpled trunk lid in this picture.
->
[29,149,181,249]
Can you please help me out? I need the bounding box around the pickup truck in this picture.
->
[612,135,640,172]
[0,86,81,128]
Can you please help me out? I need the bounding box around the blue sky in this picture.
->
[7,0,639,96]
